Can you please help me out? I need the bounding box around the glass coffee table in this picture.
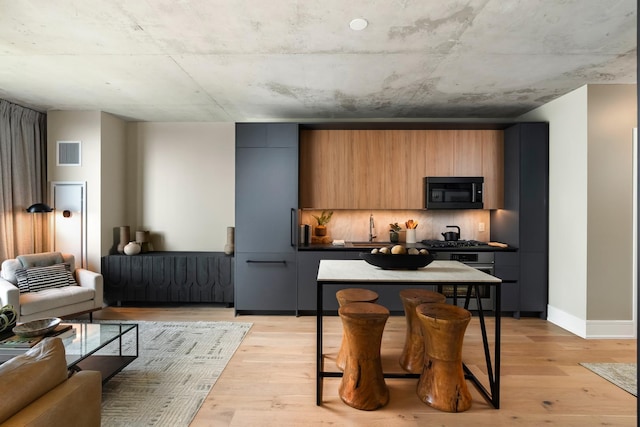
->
[64,323,138,384]
[0,322,138,385]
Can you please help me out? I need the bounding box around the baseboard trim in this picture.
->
[586,319,636,339]
[547,305,636,339]
[547,305,586,337]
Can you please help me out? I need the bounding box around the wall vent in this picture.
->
[57,141,81,166]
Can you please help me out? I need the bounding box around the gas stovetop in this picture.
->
[421,239,490,249]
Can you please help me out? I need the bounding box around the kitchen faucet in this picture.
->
[369,213,377,242]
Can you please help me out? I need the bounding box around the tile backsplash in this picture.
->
[300,210,491,243]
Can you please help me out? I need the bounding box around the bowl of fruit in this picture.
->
[360,245,434,270]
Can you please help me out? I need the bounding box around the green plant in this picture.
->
[0,304,17,333]
[389,222,401,232]
[312,210,333,226]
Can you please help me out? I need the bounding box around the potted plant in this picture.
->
[312,210,333,236]
[389,222,402,243]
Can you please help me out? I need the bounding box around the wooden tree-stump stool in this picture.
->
[335,288,379,370]
[415,302,472,413]
[398,289,446,373]
[338,302,390,411]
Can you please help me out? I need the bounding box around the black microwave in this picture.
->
[424,177,484,209]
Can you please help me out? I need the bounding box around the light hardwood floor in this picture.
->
[94,306,637,426]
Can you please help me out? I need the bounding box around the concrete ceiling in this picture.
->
[0,0,636,122]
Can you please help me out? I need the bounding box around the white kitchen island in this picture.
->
[315,259,503,408]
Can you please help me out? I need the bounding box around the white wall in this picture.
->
[125,122,235,251]
[47,111,104,271]
[48,115,235,263]
[520,84,637,338]
[100,112,127,257]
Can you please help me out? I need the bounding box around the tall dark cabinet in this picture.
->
[235,123,299,314]
[491,122,549,318]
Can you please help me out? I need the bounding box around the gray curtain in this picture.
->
[0,100,47,262]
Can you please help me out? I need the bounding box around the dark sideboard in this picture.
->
[101,252,234,306]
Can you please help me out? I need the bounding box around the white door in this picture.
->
[50,182,87,268]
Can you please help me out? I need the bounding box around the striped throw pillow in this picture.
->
[14,264,76,293]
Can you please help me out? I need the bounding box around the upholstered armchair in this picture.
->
[0,252,103,323]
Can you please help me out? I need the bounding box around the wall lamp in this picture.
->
[26,203,53,213]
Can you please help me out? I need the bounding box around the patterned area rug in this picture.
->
[97,320,252,426]
[580,362,637,396]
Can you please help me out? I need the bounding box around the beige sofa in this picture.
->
[0,337,101,426]
[0,252,103,323]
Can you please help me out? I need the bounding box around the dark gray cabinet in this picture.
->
[235,252,297,312]
[235,123,299,313]
[491,123,548,318]
[493,252,520,312]
[297,251,350,313]
[101,252,234,305]
[298,251,329,312]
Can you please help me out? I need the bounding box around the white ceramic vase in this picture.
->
[124,241,141,256]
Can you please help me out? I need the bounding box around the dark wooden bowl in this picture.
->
[360,252,434,270]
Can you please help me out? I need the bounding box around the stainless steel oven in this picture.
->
[430,251,495,311]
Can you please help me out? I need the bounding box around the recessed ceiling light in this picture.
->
[349,18,368,31]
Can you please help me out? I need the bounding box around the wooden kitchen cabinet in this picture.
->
[453,133,483,176]
[424,130,454,177]
[299,128,503,210]
[300,130,396,209]
[482,133,504,209]
[351,130,392,209]
[299,129,354,209]
[402,131,428,208]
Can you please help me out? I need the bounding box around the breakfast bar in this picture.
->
[315,259,503,408]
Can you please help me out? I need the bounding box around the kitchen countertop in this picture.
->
[317,259,502,283]
[298,241,517,252]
